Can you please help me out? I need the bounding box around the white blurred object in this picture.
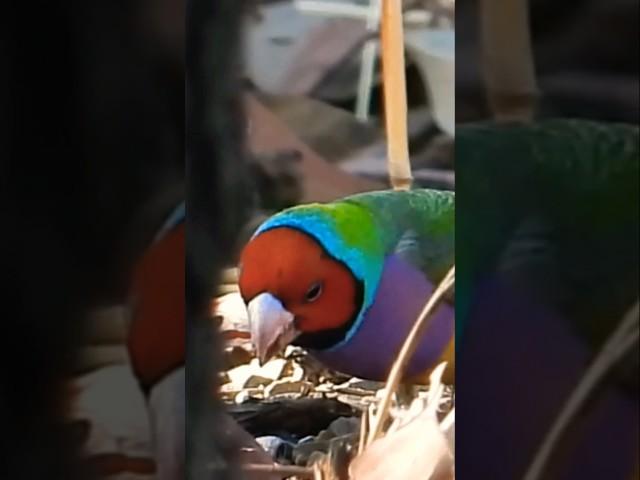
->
[296,0,454,132]
[70,365,154,480]
[296,0,381,121]
[404,28,455,136]
[149,367,185,480]
[215,292,251,334]
[244,2,330,93]
[248,1,454,131]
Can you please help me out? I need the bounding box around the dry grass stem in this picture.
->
[523,300,640,480]
[367,266,455,444]
[358,405,371,455]
[480,0,538,121]
[381,0,412,190]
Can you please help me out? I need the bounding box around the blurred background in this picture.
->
[2,0,637,479]
[455,1,639,479]
[456,0,639,124]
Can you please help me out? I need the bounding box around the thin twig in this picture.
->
[381,0,412,189]
[523,301,640,480]
[480,0,538,121]
[367,266,455,444]
[243,463,315,478]
[358,405,371,455]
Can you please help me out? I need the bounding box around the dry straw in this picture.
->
[381,0,413,190]
[480,0,538,121]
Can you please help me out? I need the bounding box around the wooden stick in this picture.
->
[480,0,538,121]
[367,266,455,444]
[380,0,412,189]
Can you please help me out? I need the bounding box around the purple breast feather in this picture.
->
[311,254,454,380]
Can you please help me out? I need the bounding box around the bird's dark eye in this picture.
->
[304,282,323,302]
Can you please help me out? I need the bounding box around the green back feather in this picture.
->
[456,118,639,347]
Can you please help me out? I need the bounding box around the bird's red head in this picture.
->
[238,227,361,362]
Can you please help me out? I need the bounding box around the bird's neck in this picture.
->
[309,254,454,380]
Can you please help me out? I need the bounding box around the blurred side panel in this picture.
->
[455,0,639,479]
[186,0,253,479]
[2,1,184,479]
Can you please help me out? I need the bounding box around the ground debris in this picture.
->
[216,289,455,479]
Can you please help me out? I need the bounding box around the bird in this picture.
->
[455,118,639,480]
[127,202,186,480]
[238,188,455,382]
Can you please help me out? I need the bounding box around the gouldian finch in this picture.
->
[238,189,454,382]
[455,119,639,479]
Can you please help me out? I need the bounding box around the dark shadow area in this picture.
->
[456,0,639,124]
[186,0,252,479]
[2,1,183,478]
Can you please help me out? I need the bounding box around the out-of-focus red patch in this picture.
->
[127,224,185,390]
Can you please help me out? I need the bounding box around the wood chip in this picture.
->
[245,375,275,389]
[265,379,314,398]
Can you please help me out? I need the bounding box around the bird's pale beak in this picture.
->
[246,292,299,364]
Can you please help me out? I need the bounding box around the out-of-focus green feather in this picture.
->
[456,119,639,357]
